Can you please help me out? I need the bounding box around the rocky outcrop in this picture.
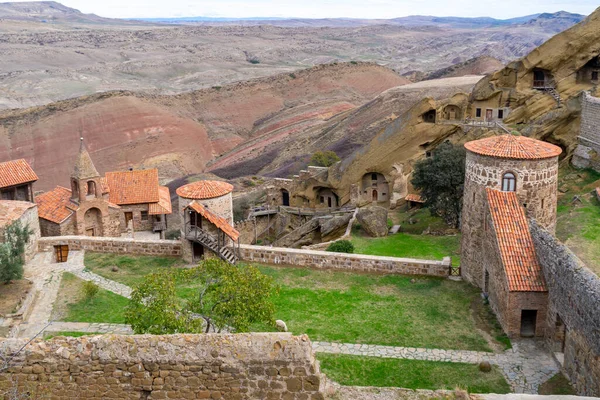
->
[273,213,353,248]
[320,213,353,242]
[356,206,389,237]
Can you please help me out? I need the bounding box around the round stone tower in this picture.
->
[176,180,234,226]
[460,134,562,288]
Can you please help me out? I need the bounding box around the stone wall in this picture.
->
[0,333,324,400]
[530,221,600,396]
[238,244,451,276]
[38,236,182,257]
[573,92,600,171]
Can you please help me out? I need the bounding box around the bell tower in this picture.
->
[71,137,102,203]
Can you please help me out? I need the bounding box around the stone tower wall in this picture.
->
[461,151,559,288]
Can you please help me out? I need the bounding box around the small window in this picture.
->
[371,173,378,181]
[382,193,386,196]
[320,196,325,204]
[541,198,545,209]
[473,192,476,202]
[523,203,527,209]
[502,172,516,192]
[476,108,482,118]
[425,151,432,158]
[592,71,599,81]
[141,211,149,221]
[498,109,504,119]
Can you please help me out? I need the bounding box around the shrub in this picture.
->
[326,240,355,254]
[289,73,296,79]
[0,221,32,283]
[309,151,340,167]
[82,281,99,300]
[165,230,181,240]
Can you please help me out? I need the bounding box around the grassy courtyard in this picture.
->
[84,253,505,352]
[318,354,510,394]
[52,272,128,324]
[555,167,600,276]
[351,231,461,266]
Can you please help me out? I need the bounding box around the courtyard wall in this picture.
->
[573,92,600,171]
[38,236,181,257]
[0,333,323,400]
[530,221,600,397]
[238,244,451,276]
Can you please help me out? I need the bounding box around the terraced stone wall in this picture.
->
[239,244,451,276]
[0,333,324,400]
[530,221,600,397]
[37,236,182,257]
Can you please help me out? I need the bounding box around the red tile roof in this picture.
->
[106,169,160,205]
[35,186,76,224]
[465,135,562,160]
[187,201,239,241]
[0,159,38,189]
[405,194,424,203]
[0,200,37,229]
[149,186,173,215]
[486,189,546,292]
[176,180,233,200]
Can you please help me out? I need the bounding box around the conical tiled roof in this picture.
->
[176,180,233,200]
[464,134,562,160]
[72,138,100,180]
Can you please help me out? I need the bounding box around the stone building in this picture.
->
[177,180,240,263]
[36,139,172,238]
[572,92,600,172]
[0,200,41,262]
[461,134,562,338]
[0,159,38,202]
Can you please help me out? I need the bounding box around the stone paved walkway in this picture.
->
[313,340,559,394]
[45,322,133,335]
[18,250,132,339]
[73,269,132,298]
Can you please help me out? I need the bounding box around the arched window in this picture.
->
[502,172,516,192]
[87,181,96,197]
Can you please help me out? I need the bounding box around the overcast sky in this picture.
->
[17,0,599,19]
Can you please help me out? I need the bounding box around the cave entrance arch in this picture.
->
[281,189,290,206]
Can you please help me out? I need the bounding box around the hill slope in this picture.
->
[0,62,408,190]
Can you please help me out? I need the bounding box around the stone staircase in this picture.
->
[544,87,562,106]
[185,227,238,264]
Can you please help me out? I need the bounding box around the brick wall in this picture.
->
[530,221,600,396]
[0,333,324,400]
[238,244,451,276]
[38,236,182,257]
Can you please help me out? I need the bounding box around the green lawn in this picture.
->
[351,232,461,266]
[85,256,501,352]
[389,207,452,235]
[318,353,510,394]
[555,167,600,276]
[53,272,128,324]
[254,266,498,351]
[84,252,185,287]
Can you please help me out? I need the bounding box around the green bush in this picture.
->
[82,281,99,300]
[309,151,340,167]
[0,221,32,283]
[165,230,181,240]
[326,240,355,254]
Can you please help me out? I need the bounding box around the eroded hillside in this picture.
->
[0,62,408,190]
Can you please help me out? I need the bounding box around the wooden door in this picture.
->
[327,197,332,208]
[54,245,69,263]
[124,212,133,228]
[85,228,95,237]
[193,242,204,261]
[372,189,378,202]
[485,109,493,121]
